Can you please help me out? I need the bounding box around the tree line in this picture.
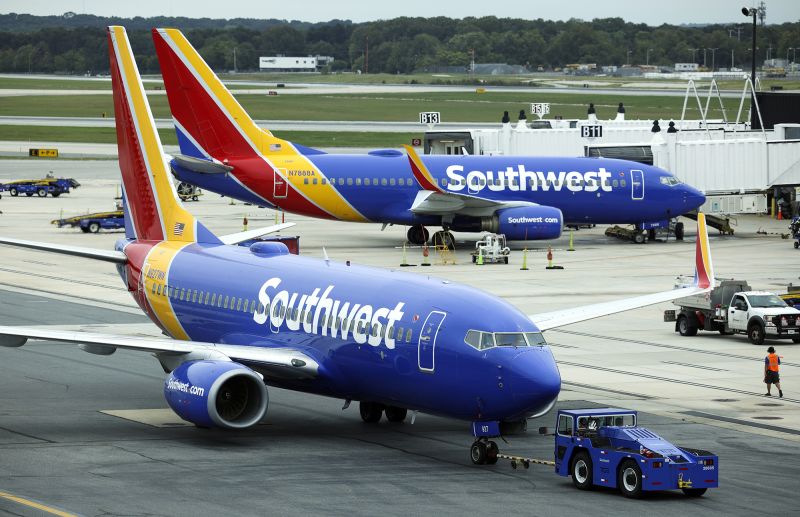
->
[0,13,798,75]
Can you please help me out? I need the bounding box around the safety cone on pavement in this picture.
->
[400,243,415,267]
[567,229,575,251]
[520,248,529,270]
[778,206,783,220]
[242,215,248,231]
[546,246,564,270]
[476,248,484,265]
[421,244,431,266]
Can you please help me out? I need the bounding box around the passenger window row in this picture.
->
[300,176,626,189]
[147,280,414,342]
[303,177,416,187]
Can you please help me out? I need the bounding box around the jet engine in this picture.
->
[488,206,563,241]
[164,360,268,429]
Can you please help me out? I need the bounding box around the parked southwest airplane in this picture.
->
[0,27,715,464]
[152,28,706,248]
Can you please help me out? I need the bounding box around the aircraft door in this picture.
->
[631,169,644,200]
[274,168,288,198]
[418,310,446,372]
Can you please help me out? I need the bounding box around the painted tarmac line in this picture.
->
[0,490,79,517]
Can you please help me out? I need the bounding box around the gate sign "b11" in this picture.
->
[419,112,441,124]
[580,125,603,138]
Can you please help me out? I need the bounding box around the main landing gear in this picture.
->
[470,438,499,465]
[359,401,408,423]
[406,225,455,250]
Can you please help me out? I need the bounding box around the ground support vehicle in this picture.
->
[665,279,800,344]
[554,408,717,498]
[471,233,510,264]
[0,177,80,198]
[790,216,800,249]
[176,181,202,202]
[52,210,124,233]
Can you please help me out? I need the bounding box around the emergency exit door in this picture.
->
[418,311,446,372]
[274,169,288,198]
[631,170,644,200]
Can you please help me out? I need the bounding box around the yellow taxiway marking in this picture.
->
[0,490,79,517]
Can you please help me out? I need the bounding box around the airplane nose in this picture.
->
[507,347,561,418]
[684,186,706,210]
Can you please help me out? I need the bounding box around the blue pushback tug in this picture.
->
[554,408,718,498]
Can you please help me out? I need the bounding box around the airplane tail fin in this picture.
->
[107,26,220,244]
[152,27,285,161]
[694,213,715,289]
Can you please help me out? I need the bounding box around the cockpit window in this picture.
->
[464,330,548,350]
[659,176,682,186]
[495,333,528,347]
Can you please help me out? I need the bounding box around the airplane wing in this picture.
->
[530,213,715,331]
[0,325,319,380]
[219,222,296,245]
[403,145,540,217]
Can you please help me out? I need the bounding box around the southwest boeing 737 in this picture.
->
[152,28,706,248]
[0,27,715,465]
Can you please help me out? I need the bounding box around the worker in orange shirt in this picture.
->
[764,346,783,398]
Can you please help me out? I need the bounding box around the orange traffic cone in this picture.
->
[778,206,783,220]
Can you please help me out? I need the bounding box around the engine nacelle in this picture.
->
[164,360,268,429]
[491,206,563,241]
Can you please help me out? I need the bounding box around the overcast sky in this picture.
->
[4,0,798,25]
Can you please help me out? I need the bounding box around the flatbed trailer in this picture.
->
[52,210,124,233]
[0,177,80,198]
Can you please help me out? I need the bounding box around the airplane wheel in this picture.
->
[486,441,499,465]
[359,401,383,423]
[432,230,455,250]
[571,451,594,490]
[407,225,429,245]
[470,441,488,465]
[675,222,685,240]
[618,460,643,499]
[384,406,407,423]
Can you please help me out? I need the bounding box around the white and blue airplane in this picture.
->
[152,27,706,247]
[0,26,715,464]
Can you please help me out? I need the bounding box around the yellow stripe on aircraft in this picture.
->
[142,241,192,340]
[112,26,196,243]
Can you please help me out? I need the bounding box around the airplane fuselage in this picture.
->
[172,152,706,228]
[118,239,561,422]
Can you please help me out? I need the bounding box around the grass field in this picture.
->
[0,90,746,122]
[0,125,422,148]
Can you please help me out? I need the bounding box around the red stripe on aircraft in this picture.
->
[122,242,169,333]
[406,155,440,192]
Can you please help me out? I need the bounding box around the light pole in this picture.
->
[710,48,718,71]
[688,47,698,64]
[742,7,757,89]
[626,49,631,66]
[646,48,653,66]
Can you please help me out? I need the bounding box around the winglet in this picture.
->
[694,213,715,289]
[404,145,443,192]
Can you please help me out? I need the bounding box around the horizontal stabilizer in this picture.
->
[0,237,127,264]
[219,223,296,245]
[172,154,234,175]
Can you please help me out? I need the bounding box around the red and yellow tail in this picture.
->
[108,26,219,244]
[694,213,715,289]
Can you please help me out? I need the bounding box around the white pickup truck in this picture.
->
[665,279,800,345]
